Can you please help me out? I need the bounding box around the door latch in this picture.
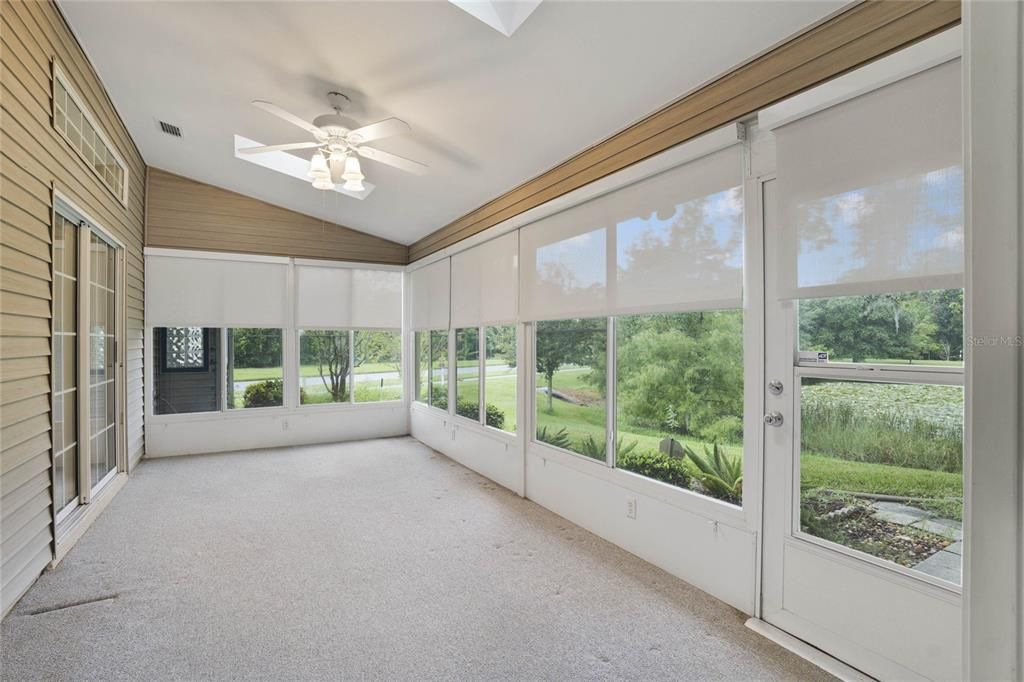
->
[768,380,784,395]
[763,411,784,427]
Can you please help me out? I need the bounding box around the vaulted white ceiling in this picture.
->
[61,0,847,244]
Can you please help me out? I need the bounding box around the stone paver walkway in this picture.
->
[870,500,962,583]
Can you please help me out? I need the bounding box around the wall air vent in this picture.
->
[158,120,182,138]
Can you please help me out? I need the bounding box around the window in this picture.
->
[153,327,220,415]
[415,331,429,404]
[299,330,349,405]
[799,289,964,366]
[534,318,607,460]
[615,311,744,503]
[354,330,402,402]
[429,330,449,410]
[454,328,480,421]
[797,297,964,583]
[227,328,283,409]
[52,214,78,514]
[484,325,516,433]
[52,64,127,203]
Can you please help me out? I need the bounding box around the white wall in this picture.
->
[409,404,757,613]
[147,403,407,458]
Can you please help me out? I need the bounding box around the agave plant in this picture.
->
[578,435,638,460]
[536,425,571,449]
[684,443,742,504]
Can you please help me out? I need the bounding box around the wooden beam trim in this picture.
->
[409,0,960,262]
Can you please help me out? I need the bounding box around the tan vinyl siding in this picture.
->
[146,168,408,265]
[1,0,146,616]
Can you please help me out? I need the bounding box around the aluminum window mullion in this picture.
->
[349,330,356,404]
[478,327,486,425]
[76,222,91,505]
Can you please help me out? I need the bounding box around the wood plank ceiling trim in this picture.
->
[408,0,961,262]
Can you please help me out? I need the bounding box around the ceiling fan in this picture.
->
[239,91,427,193]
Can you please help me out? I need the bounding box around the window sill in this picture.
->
[149,401,404,424]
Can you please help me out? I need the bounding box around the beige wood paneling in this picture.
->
[409,0,961,262]
[0,0,146,616]
[145,168,409,265]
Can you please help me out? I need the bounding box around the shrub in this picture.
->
[430,384,448,410]
[685,443,742,504]
[617,449,691,489]
[243,379,292,408]
[700,416,743,445]
[455,401,506,430]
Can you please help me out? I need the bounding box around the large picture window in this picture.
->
[534,318,607,460]
[615,311,744,503]
[298,330,350,405]
[227,328,283,409]
[353,330,402,403]
[429,330,449,410]
[454,328,480,421]
[484,325,516,433]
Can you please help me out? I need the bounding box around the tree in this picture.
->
[926,288,964,361]
[535,319,604,413]
[302,330,349,401]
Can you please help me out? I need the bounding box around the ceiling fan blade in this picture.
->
[357,146,428,176]
[251,100,323,137]
[237,141,320,155]
[329,154,344,184]
[347,117,411,144]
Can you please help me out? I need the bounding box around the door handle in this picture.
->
[764,411,784,427]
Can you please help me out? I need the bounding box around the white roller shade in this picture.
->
[146,253,288,327]
[519,145,744,321]
[295,265,402,329]
[410,258,450,330]
[775,60,963,299]
[451,231,518,328]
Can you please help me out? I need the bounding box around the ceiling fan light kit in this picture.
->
[244,91,428,195]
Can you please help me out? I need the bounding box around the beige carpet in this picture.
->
[1,437,830,680]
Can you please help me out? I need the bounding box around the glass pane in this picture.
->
[484,325,516,433]
[63,220,77,276]
[106,426,116,473]
[63,391,77,451]
[53,451,64,512]
[298,330,350,405]
[52,386,64,455]
[61,276,76,333]
[799,289,964,366]
[153,328,219,415]
[353,330,402,403]
[415,331,428,404]
[454,328,479,421]
[429,330,448,410]
[90,431,106,487]
[534,318,607,460]
[62,336,76,390]
[228,328,283,409]
[62,444,78,509]
[90,383,105,433]
[614,311,744,502]
[90,333,105,384]
[799,378,964,584]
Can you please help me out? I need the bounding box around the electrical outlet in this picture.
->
[282,419,289,431]
[626,497,637,520]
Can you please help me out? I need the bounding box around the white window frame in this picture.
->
[51,61,129,206]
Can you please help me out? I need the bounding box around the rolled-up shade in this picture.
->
[295,265,402,329]
[410,258,450,330]
[519,145,744,321]
[451,231,518,328]
[775,60,963,299]
[146,253,288,327]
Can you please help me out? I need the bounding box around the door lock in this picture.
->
[763,411,784,427]
[768,380,784,395]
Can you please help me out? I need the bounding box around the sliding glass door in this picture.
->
[53,200,123,527]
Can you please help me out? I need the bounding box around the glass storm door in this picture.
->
[760,174,963,680]
[53,202,123,526]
